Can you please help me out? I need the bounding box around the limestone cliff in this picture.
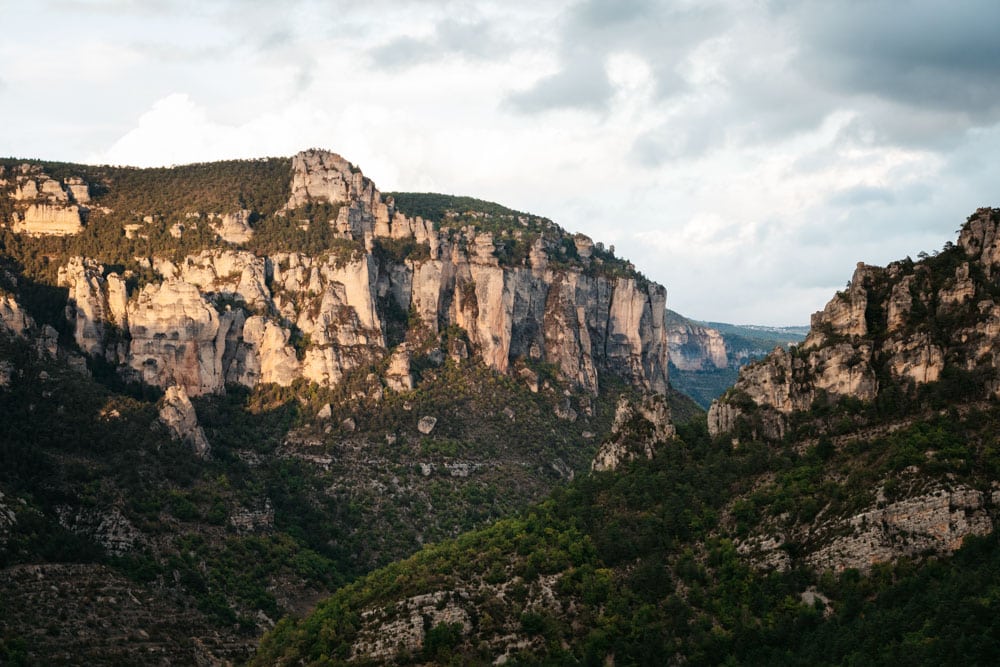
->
[709,208,1000,440]
[54,149,671,398]
[665,310,728,371]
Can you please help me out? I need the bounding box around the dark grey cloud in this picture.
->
[507,54,613,113]
[502,0,1000,162]
[787,0,1000,147]
[369,19,507,70]
[507,0,730,114]
[797,0,1000,112]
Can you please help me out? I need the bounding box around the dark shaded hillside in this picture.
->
[0,319,680,662]
[0,150,691,663]
[254,402,1000,665]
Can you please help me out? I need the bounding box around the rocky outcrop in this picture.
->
[384,345,414,392]
[417,416,437,434]
[740,483,993,574]
[4,166,89,235]
[807,485,991,572]
[128,280,231,395]
[958,208,1000,278]
[64,177,90,204]
[710,210,1000,438]
[212,209,254,244]
[13,204,84,236]
[56,506,144,557]
[59,258,125,358]
[285,149,390,241]
[801,263,872,349]
[159,386,211,458]
[0,294,32,338]
[235,316,299,386]
[156,250,271,310]
[229,500,275,534]
[592,394,674,471]
[350,590,472,662]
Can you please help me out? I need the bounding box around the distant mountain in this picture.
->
[665,310,806,408]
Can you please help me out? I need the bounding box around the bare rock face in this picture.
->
[350,590,471,662]
[886,274,915,332]
[159,385,211,458]
[706,400,743,441]
[711,208,1000,439]
[886,333,944,384]
[387,241,670,395]
[384,345,414,392]
[958,207,1000,277]
[64,176,90,204]
[5,166,89,236]
[939,262,975,306]
[802,262,873,349]
[56,506,143,557]
[236,316,299,386]
[666,314,728,371]
[13,204,84,236]
[59,258,118,358]
[807,485,992,572]
[285,149,389,240]
[741,482,993,574]
[592,394,674,471]
[157,250,271,310]
[127,280,228,395]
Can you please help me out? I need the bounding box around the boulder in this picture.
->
[417,416,437,435]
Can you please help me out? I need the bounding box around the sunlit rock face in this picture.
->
[46,149,673,399]
[709,207,1000,439]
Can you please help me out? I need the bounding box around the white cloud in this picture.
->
[2,0,997,326]
[92,94,328,166]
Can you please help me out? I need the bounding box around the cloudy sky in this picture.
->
[3,0,999,325]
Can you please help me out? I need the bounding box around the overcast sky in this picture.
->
[3,0,999,325]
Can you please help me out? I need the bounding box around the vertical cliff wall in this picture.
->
[51,149,671,398]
